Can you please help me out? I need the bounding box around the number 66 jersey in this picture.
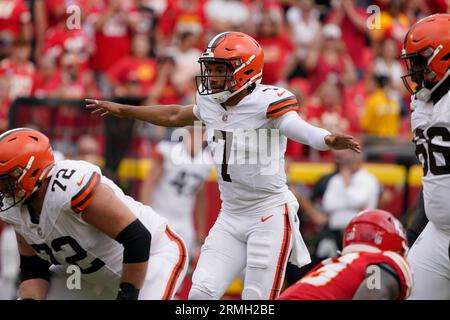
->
[0,159,172,295]
[411,95,450,231]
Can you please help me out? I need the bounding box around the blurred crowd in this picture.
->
[1,0,448,160]
[1,0,440,296]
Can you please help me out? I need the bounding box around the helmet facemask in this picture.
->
[401,49,436,95]
[0,167,27,212]
[196,59,238,103]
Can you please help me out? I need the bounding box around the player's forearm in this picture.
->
[278,112,330,150]
[120,104,190,127]
[120,262,148,290]
[19,279,49,300]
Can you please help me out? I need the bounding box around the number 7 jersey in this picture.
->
[193,84,300,214]
[411,94,450,231]
[0,159,168,292]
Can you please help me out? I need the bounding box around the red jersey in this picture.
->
[255,35,294,85]
[44,24,91,68]
[0,0,31,40]
[107,56,157,96]
[278,251,413,300]
[0,58,35,99]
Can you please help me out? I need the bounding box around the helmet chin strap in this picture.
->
[416,68,450,101]
[211,71,262,104]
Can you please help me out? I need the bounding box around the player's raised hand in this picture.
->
[325,133,361,153]
[85,99,128,117]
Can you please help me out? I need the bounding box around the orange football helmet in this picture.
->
[196,31,264,103]
[400,14,450,101]
[0,128,55,211]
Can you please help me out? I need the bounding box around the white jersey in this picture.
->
[411,93,450,230]
[193,84,299,214]
[151,141,213,239]
[0,160,168,292]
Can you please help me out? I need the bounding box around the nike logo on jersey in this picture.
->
[76,175,86,186]
[277,90,286,97]
[261,214,274,222]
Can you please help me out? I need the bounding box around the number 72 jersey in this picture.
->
[0,159,168,292]
[411,94,450,231]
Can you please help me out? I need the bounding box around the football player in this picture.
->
[0,128,187,300]
[278,209,413,300]
[139,126,213,259]
[86,31,360,300]
[400,14,450,299]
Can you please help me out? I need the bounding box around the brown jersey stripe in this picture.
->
[270,204,291,299]
[267,99,298,113]
[162,226,187,300]
[268,95,297,107]
[71,172,100,213]
[266,105,299,119]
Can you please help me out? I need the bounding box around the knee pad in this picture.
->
[242,285,264,300]
[188,286,217,300]
[189,268,220,300]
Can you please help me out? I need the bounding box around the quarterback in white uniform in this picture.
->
[140,127,213,257]
[0,128,187,300]
[401,14,450,299]
[87,31,360,300]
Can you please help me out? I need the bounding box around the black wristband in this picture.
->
[116,282,140,300]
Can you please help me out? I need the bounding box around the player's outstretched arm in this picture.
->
[353,265,400,300]
[16,233,50,300]
[85,99,198,127]
[82,183,152,300]
[275,111,361,153]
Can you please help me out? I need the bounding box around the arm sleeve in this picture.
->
[274,111,331,150]
[192,104,202,121]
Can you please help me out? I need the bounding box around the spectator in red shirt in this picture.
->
[0,38,35,100]
[305,82,350,136]
[254,9,295,86]
[55,52,98,99]
[32,55,60,98]
[326,0,369,78]
[87,0,137,74]
[0,0,32,59]
[157,0,207,48]
[146,55,183,105]
[42,17,93,70]
[304,24,357,94]
[107,34,157,98]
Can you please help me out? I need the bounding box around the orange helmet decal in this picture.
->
[196,32,264,103]
[0,128,55,211]
[400,14,450,101]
